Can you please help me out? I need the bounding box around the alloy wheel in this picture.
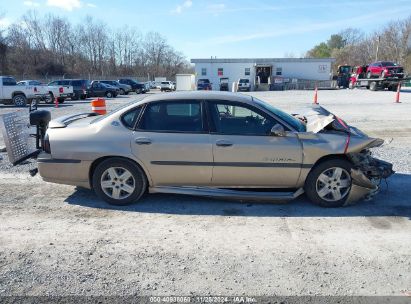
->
[14,95,26,106]
[315,167,351,202]
[100,167,135,200]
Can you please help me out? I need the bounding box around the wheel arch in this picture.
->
[89,155,151,189]
[12,91,26,98]
[310,154,351,171]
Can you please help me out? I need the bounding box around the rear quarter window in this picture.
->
[121,106,142,129]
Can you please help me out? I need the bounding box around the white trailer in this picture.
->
[176,74,195,91]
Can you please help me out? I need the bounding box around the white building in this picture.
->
[191,58,335,91]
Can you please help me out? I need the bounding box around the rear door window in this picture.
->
[2,77,17,86]
[139,101,203,133]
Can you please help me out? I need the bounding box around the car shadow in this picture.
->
[65,173,411,218]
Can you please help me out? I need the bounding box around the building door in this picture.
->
[255,65,272,84]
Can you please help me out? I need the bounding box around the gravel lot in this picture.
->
[0,89,410,298]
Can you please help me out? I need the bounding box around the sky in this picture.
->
[1,0,411,60]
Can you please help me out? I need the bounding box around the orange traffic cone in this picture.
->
[91,98,107,115]
[313,85,318,104]
[395,82,401,103]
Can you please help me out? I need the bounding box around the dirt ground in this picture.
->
[0,89,410,298]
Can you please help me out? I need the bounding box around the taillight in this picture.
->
[43,133,51,153]
[59,87,64,93]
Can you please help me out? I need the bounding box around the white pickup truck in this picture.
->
[17,80,74,104]
[0,76,46,107]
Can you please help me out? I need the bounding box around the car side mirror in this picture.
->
[270,124,286,137]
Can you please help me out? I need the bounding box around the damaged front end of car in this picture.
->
[346,146,394,205]
[294,105,395,205]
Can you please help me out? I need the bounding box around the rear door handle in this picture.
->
[216,140,233,147]
[135,137,152,145]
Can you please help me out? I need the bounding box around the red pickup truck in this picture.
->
[366,61,404,79]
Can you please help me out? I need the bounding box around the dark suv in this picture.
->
[95,80,132,95]
[197,78,212,90]
[48,79,89,100]
[118,78,146,94]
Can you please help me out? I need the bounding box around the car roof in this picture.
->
[140,91,253,104]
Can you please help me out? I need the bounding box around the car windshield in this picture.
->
[381,61,396,67]
[198,79,209,84]
[339,66,351,73]
[239,79,249,83]
[252,97,306,132]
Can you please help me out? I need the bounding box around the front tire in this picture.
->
[92,158,147,206]
[304,158,353,207]
[119,89,125,95]
[105,91,113,98]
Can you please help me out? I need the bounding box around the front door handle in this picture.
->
[135,137,152,145]
[216,140,233,147]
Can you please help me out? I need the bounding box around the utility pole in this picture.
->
[375,36,380,61]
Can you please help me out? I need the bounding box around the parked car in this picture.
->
[219,78,229,91]
[237,78,251,92]
[160,81,175,92]
[35,91,393,207]
[18,80,74,104]
[94,80,132,95]
[88,81,118,98]
[366,61,404,79]
[0,76,44,106]
[197,78,212,90]
[48,79,89,100]
[118,78,146,94]
[143,82,150,93]
[149,81,158,89]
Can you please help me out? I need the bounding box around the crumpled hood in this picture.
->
[293,105,348,133]
[294,105,385,154]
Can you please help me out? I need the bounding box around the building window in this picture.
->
[276,67,282,76]
[201,68,207,76]
[218,68,223,76]
[245,68,250,76]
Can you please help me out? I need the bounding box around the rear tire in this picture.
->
[304,158,353,208]
[13,94,27,107]
[369,81,377,91]
[92,158,147,206]
[119,89,125,95]
[105,91,113,98]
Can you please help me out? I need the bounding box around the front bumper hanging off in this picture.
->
[345,157,394,205]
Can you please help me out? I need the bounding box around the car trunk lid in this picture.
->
[48,113,99,128]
